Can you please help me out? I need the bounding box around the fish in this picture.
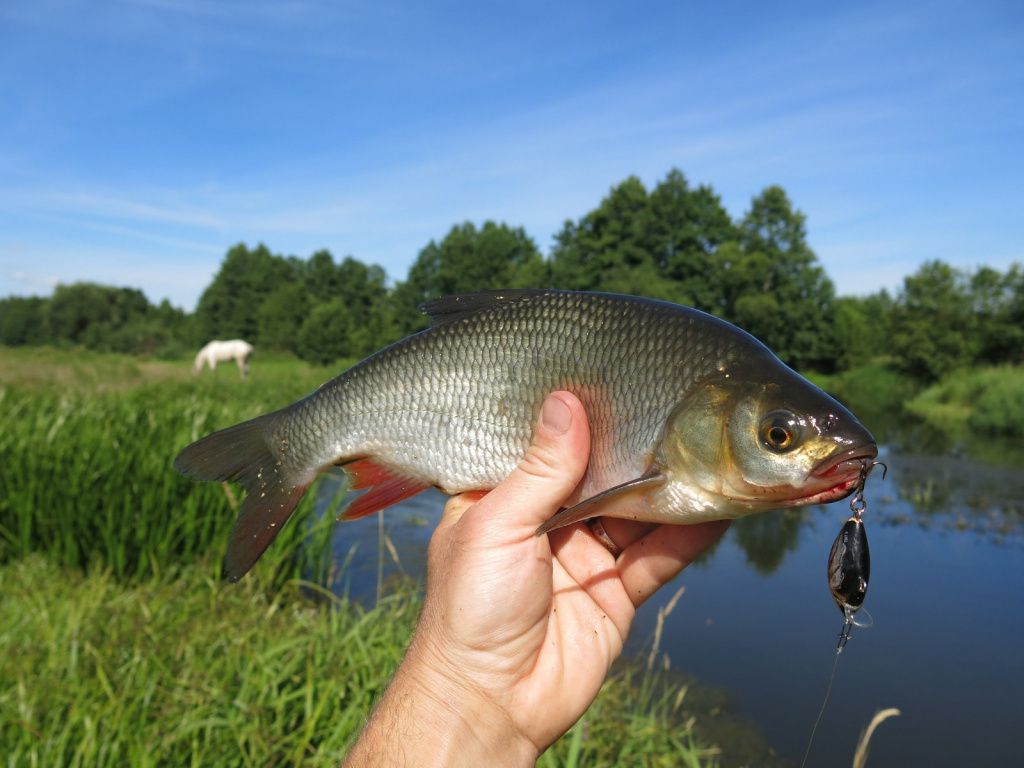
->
[174,289,877,582]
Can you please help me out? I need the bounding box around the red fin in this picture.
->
[339,459,431,521]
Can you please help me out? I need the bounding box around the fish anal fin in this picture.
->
[534,473,667,537]
[340,459,431,521]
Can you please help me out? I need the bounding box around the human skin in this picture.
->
[341,392,731,767]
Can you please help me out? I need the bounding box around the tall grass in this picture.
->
[0,557,725,767]
[0,347,335,582]
[905,366,1024,438]
[0,557,415,767]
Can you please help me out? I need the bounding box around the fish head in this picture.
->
[663,372,877,515]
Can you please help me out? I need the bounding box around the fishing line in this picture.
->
[800,642,844,768]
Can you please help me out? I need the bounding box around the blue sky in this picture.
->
[1,0,1021,311]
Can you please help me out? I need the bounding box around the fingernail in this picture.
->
[541,394,571,434]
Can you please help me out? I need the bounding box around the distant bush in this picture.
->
[906,367,1024,438]
[968,370,1024,437]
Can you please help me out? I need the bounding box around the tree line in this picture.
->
[2,168,1022,381]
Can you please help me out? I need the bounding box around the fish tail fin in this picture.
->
[174,413,314,582]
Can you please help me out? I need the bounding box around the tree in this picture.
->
[549,176,652,292]
[0,296,48,346]
[258,282,310,353]
[646,169,737,311]
[717,187,837,370]
[832,293,894,371]
[889,260,978,381]
[970,264,1024,366]
[193,243,301,344]
[297,299,353,366]
[393,222,547,334]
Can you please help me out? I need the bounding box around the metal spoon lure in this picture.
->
[828,460,885,650]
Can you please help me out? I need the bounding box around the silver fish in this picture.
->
[175,290,877,581]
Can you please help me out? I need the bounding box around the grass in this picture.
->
[0,557,727,768]
[0,346,338,582]
[0,557,415,767]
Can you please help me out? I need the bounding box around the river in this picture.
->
[318,443,1024,767]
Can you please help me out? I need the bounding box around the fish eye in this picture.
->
[760,410,802,453]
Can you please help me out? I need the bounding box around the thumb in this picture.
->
[439,392,591,532]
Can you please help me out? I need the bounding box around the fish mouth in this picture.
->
[786,442,879,506]
[813,443,879,480]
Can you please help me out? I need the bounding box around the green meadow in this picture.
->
[0,347,733,767]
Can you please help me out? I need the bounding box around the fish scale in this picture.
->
[175,289,876,582]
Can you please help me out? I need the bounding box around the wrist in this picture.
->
[344,648,540,768]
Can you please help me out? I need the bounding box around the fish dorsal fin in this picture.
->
[534,472,667,536]
[420,290,555,328]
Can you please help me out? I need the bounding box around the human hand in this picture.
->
[342,392,730,767]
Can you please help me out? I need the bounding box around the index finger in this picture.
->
[616,520,731,607]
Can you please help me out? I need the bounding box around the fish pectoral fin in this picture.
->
[339,459,432,521]
[534,472,668,537]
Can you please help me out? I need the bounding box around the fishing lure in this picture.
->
[827,460,884,649]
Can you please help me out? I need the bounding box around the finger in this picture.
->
[439,490,488,529]
[617,520,731,607]
[473,391,591,533]
[592,516,659,554]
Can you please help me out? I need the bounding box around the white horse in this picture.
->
[193,340,254,377]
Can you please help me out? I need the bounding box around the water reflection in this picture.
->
[730,507,806,575]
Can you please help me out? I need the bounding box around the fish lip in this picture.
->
[811,442,879,481]
[778,442,878,506]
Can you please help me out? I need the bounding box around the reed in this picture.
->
[0,556,415,766]
[0,347,334,583]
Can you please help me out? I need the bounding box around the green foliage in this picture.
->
[549,170,735,311]
[0,295,48,345]
[0,556,730,768]
[194,243,301,345]
[0,284,193,355]
[906,367,1024,438]
[889,260,979,381]
[548,174,837,371]
[259,281,311,352]
[4,168,1024,383]
[0,348,333,582]
[392,221,547,334]
[0,557,416,767]
[718,187,837,371]
[298,299,354,366]
[970,372,1024,437]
